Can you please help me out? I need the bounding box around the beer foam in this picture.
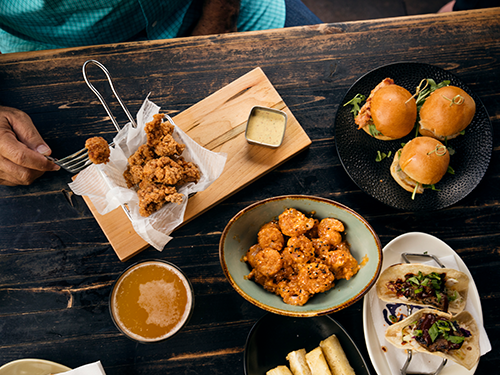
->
[138,280,180,327]
[111,260,193,342]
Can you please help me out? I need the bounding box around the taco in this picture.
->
[385,308,479,370]
[376,263,469,315]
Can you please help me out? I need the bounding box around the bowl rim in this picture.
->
[219,194,383,317]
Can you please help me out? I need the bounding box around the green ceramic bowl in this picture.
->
[219,195,382,317]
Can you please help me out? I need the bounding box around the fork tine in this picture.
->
[57,147,88,163]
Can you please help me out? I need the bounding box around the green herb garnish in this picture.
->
[343,93,366,117]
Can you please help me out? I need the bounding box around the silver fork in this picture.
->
[47,59,137,173]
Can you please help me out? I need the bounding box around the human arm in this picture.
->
[0,106,59,186]
[191,0,240,36]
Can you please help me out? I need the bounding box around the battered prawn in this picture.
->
[278,208,316,237]
[326,248,360,280]
[243,244,262,269]
[257,221,284,251]
[318,218,344,246]
[297,262,335,294]
[311,237,331,259]
[277,278,311,306]
[282,235,315,267]
[254,248,283,277]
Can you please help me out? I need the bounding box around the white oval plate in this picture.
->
[0,358,71,375]
[362,232,482,375]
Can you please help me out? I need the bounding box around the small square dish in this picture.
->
[245,106,287,148]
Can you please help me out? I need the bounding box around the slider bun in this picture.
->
[390,150,423,193]
[399,136,450,185]
[419,86,476,140]
[369,85,417,140]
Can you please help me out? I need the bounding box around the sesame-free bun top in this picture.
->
[419,85,476,140]
[370,85,417,140]
[399,136,450,185]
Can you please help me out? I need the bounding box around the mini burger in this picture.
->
[355,78,417,140]
[391,136,450,196]
[419,85,476,140]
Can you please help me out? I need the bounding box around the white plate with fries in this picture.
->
[244,313,370,375]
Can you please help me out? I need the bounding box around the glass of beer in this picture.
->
[109,260,194,343]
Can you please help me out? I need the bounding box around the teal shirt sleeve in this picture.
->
[0,0,286,54]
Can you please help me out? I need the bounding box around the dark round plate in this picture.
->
[334,62,493,211]
[244,313,370,375]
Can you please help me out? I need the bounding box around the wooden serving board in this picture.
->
[82,67,311,261]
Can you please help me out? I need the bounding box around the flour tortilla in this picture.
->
[385,308,479,370]
[376,263,469,315]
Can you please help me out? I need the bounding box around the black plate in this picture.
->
[334,62,493,211]
[244,313,370,375]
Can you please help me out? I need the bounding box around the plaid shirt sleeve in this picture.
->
[0,0,285,53]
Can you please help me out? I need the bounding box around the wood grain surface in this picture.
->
[0,8,498,375]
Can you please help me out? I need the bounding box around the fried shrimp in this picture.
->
[326,248,361,281]
[297,263,335,294]
[245,208,360,306]
[254,248,283,277]
[318,218,345,246]
[258,221,284,251]
[278,208,316,237]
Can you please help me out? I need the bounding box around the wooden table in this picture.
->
[0,7,498,374]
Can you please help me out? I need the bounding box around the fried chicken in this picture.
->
[85,136,110,164]
[137,182,184,217]
[122,114,201,217]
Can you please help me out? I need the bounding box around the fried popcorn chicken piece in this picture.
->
[145,113,174,147]
[85,136,110,164]
[175,157,201,186]
[128,144,156,166]
[137,182,184,217]
[155,133,186,157]
[123,164,145,188]
[278,208,316,237]
[142,156,183,185]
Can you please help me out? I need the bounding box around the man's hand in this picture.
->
[191,0,240,36]
[0,106,59,186]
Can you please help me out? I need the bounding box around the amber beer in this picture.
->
[110,260,194,342]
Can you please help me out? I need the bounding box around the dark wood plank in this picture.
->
[0,8,499,375]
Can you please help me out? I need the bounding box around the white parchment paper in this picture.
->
[69,97,227,251]
[60,361,106,375]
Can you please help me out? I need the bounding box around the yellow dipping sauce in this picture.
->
[110,260,193,342]
[246,107,287,147]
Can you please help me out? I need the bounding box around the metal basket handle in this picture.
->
[82,59,137,131]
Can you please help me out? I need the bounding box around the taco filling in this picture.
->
[412,312,471,353]
[387,271,458,312]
